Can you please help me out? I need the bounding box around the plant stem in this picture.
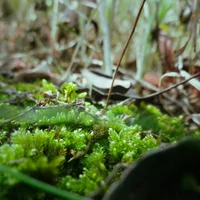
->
[98,0,112,76]
[105,0,146,109]
[0,164,92,200]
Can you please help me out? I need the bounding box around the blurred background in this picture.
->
[0,0,199,115]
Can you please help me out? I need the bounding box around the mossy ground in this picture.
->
[0,77,192,199]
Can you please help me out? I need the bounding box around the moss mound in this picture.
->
[0,79,189,199]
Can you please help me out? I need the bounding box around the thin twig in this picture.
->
[122,72,200,104]
[105,0,146,109]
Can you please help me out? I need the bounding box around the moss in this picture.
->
[134,103,185,142]
[60,143,107,195]
[60,82,87,103]
[18,156,65,183]
[11,128,66,159]
[62,127,92,151]
[0,130,7,144]
[0,144,25,164]
[0,79,190,198]
[106,104,137,119]
[194,130,200,137]
[0,103,23,120]
[41,79,57,94]
[108,125,159,163]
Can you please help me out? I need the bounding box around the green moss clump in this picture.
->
[134,103,185,142]
[11,128,66,159]
[0,144,25,164]
[194,130,200,137]
[105,105,137,132]
[61,82,87,103]
[0,79,191,199]
[41,79,57,94]
[106,104,137,119]
[60,143,107,194]
[62,127,92,151]
[108,125,159,163]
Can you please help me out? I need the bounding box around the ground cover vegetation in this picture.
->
[0,0,200,199]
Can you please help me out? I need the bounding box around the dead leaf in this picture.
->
[81,69,131,94]
[191,114,200,125]
[143,72,160,86]
[159,72,181,87]
[14,60,60,84]
[180,70,200,91]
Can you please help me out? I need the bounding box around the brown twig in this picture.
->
[105,0,146,109]
[122,72,200,104]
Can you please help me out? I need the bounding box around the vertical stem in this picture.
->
[51,0,59,47]
[109,0,116,39]
[98,0,112,76]
[105,0,146,109]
